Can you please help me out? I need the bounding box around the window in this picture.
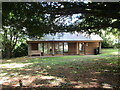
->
[38,43,44,52]
[59,43,63,54]
[64,42,68,52]
[79,43,84,51]
[31,43,38,50]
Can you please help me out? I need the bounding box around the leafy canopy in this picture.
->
[2,2,120,38]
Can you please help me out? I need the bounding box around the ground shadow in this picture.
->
[1,55,120,89]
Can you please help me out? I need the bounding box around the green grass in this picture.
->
[1,48,119,69]
[1,48,119,88]
[98,48,119,56]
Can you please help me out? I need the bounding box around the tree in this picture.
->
[2,2,59,58]
[100,28,118,48]
[2,3,27,58]
[2,2,120,58]
[3,2,120,36]
[2,26,27,58]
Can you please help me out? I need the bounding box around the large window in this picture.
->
[38,43,44,52]
[79,43,84,54]
[64,42,68,53]
[48,43,53,55]
[44,43,48,54]
[59,43,63,54]
[54,43,59,54]
[39,43,52,55]
[31,43,38,50]
[38,42,69,55]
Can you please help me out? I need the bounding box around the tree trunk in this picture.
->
[4,44,13,59]
[6,49,11,58]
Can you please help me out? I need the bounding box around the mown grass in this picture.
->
[1,48,119,69]
[1,48,119,88]
[99,48,119,56]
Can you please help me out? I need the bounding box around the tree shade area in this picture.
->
[1,2,120,89]
[1,2,120,58]
[0,49,120,89]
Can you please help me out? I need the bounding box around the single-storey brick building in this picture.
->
[27,32,102,56]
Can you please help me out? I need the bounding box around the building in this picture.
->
[27,32,103,56]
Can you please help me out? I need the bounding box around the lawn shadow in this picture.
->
[1,53,120,89]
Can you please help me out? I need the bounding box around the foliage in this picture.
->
[1,26,27,58]
[13,43,28,57]
[113,43,120,49]
[100,28,119,48]
[2,2,120,37]
[101,36,115,48]
[2,2,120,58]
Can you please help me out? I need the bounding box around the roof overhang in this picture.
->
[27,40,102,44]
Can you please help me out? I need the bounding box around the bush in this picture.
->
[101,36,116,48]
[101,41,114,48]
[13,43,28,57]
[113,43,120,48]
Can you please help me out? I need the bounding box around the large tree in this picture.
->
[3,2,120,36]
[2,2,120,58]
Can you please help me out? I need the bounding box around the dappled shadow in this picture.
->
[1,54,120,89]
[1,85,114,90]
[46,65,119,89]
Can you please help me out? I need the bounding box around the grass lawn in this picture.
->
[0,48,120,89]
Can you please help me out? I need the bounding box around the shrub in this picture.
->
[113,43,120,48]
[13,43,28,57]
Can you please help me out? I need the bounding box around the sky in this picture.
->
[54,14,82,26]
